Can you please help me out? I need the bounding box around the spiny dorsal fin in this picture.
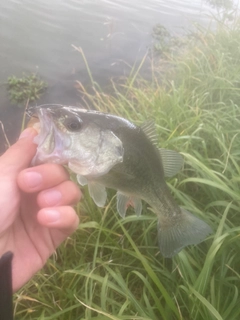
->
[159,148,184,177]
[140,120,158,146]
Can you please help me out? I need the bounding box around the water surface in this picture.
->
[0,0,218,152]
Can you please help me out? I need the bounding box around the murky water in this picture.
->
[0,0,221,152]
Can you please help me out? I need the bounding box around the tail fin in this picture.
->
[0,252,13,320]
[157,208,212,258]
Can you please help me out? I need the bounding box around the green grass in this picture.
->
[15,17,240,320]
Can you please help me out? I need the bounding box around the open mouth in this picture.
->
[30,107,69,165]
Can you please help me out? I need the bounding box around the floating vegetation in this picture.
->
[151,24,172,53]
[7,73,47,106]
[151,23,186,56]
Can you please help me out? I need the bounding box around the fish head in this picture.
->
[30,105,124,177]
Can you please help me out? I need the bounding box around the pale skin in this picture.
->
[0,128,81,292]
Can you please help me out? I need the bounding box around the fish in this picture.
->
[29,104,212,257]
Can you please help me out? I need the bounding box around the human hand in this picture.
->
[0,128,81,292]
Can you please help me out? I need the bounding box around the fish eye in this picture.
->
[64,117,82,131]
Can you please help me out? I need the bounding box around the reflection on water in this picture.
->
[0,0,217,153]
[205,0,234,9]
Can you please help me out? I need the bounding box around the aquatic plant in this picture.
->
[151,24,172,53]
[7,73,47,106]
[14,15,240,320]
[151,23,189,61]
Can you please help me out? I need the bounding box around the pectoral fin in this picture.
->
[88,182,107,207]
[77,174,88,186]
[117,192,142,218]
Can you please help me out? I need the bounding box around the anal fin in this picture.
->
[117,192,142,218]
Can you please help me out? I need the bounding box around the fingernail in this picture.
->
[23,171,42,188]
[19,128,36,140]
[43,209,61,223]
[42,189,62,206]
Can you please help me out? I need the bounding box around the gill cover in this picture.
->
[31,105,124,177]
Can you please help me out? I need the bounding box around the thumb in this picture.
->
[0,128,37,175]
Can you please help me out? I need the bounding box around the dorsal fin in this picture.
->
[159,148,184,177]
[140,120,158,146]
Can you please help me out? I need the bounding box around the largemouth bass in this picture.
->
[29,104,212,257]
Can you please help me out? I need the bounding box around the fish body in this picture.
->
[30,104,212,257]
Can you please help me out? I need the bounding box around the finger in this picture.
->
[17,163,70,193]
[0,128,37,175]
[37,206,79,233]
[37,180,81,208]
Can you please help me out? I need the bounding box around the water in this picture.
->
[0,0,220,153]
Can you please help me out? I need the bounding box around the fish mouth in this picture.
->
[30,106,71,165]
